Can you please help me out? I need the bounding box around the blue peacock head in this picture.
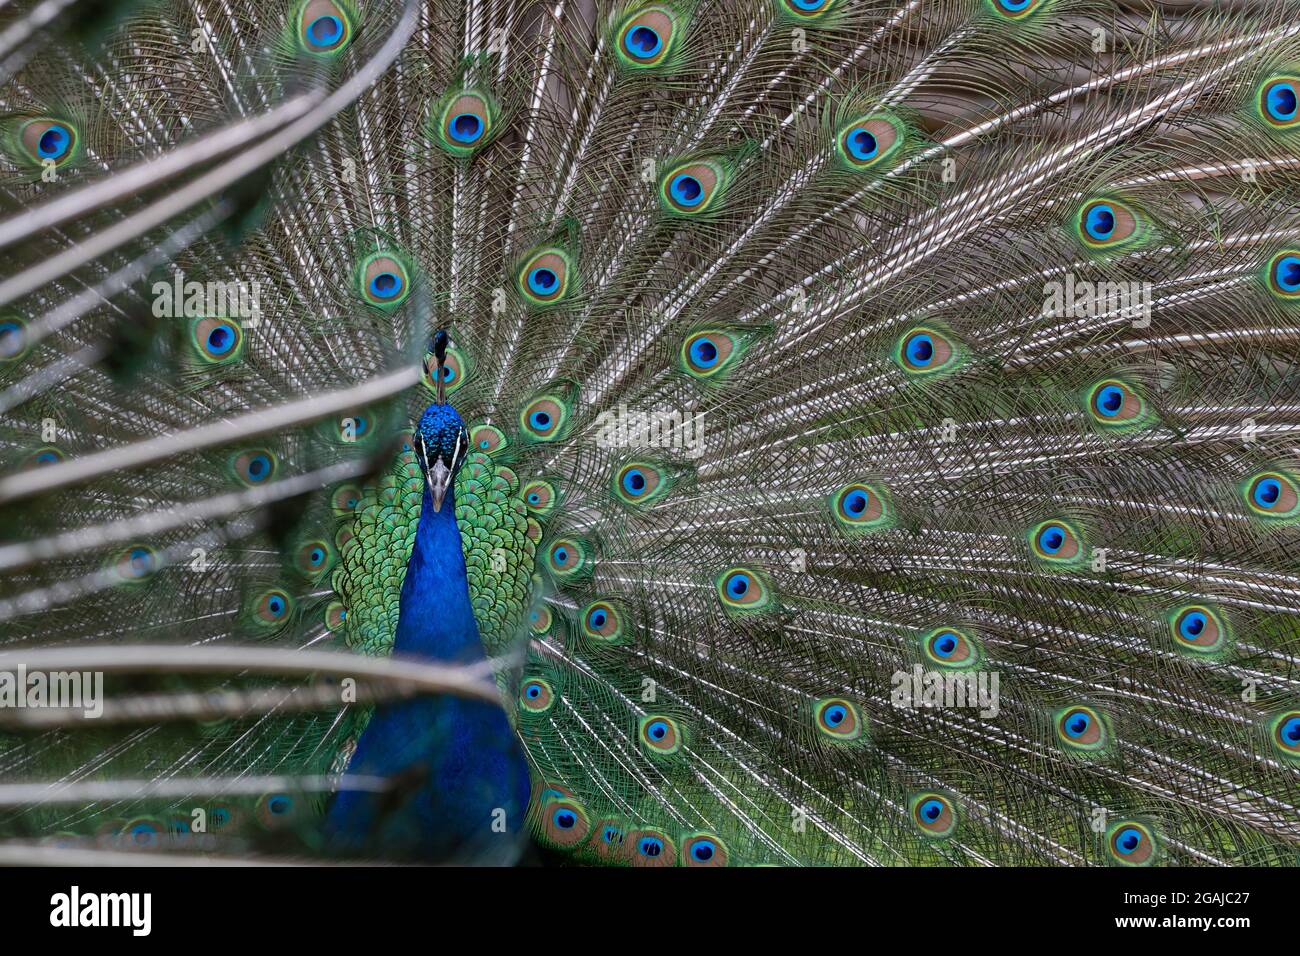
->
[414,330,471,513]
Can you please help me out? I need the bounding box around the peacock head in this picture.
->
[414,329,469,513]
[414,402,469,514]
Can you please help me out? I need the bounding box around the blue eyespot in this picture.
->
[246,454,271,482]
[527,492,540,504]
[1254,477,1281,508]
[37,125,71,160]
[691,840,715,861]
[1038,524,1065,554]
[553,547,568,564]
[0,321,24,358]
[267,595,286,617]
[207,324,236,355]
[638,836,664,857]
[529,410,553,432]
[824,704,847,726]
[725,572,749,598]
[689,338,718,368]
[625,25,661,58]
[1114,827,1143,854]
[647,719,668,740]
[1282,716,1300,743]
[588,608,607,629]
[450,113,483,143]
[920,799,944,821]
[790,0,827,9]
[1084,204,1115,241]
[904,333,933,367]
[369,271,403,300]
[1065,712,1091,737]
[998,0,1034,10]
[553,808,577,830]
[846,128,878,161]
[836,490,867,520]
[670,174,704,207]
[932,632,958,657]
[1275,256,1300,292]
[1179,611,1206,640]
[525,683,542,699]
[622,468,647,496]
[126,549,153,577]
[1267,82,1298,121]
[603,826,622,844]
[268,795,292,815]
[1094,384,1124,417]
[527,268,558,295]
[307,14,343,47]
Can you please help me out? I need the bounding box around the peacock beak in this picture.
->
[428,458,453,513]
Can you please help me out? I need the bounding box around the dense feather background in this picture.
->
[0,0,1297,865]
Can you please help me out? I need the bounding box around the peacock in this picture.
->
[0,0,1297,868]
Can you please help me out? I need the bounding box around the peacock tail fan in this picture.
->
[0,0,1297,866]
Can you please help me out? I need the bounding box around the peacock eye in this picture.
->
[639,715,681,754]
[613,461,670,507]
[582,601,623,641]
[256,792,299,829]
[325,602,348,630]
[536,797,590,848]
[110,544,158,583]
[444,93,491,146]
[1273,711,1300,758]
[1030,519,1083,563]
[519,678,555,714]
[332,483,362,513]
[813,697,863,741]
[0,318,28,361]
[923,627,981,669]
[836,115,902,171]
[356,252,411,309]
[1244,470,1299,518]
[682,833,727,866]
[24,446,63,470]
[781,0,835,17]
[470,424,505,454]
[521,396,569,440]
[1261,78,1300,127]
[633,832,672,863]
[522,479,556,515]
[517,249,572,306]
[830,481,889,532]
[1086,379,1149,428]
[1267,251,1300,297]
[297,0,351,53]
[991,0,1042,17]
[424,347,467,396]
[911,793,958,838]
[1170,604,1228,654]
[295,539,333,577]
[1107,821,1157,865]
[191,318,243,364]
[19,118,77,166]
[254,589,293,624]
[1055,705,1108,752]
[660,161,724,215]
[617,8,676,68]
[896,326,959,376]
[715,567,773,613]
[1078,199,1138,248]
[231,449,276,486]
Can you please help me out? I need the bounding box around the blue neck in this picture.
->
[392,485,482,663]
[326,480,531,862]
